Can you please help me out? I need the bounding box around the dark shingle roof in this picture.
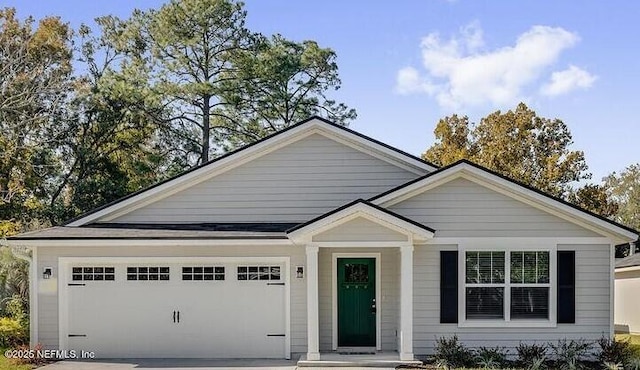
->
[6,223,296,240]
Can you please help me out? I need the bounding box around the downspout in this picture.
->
[1,240,37,348]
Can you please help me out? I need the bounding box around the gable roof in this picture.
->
[286,199,435,244]
[371,159,639,243]
[616,252,640,270]
[65,116,438,227]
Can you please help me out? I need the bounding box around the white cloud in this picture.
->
[395,23,591,109]
[540,65,597,96]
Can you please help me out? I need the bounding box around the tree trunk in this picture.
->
[201,95,210,164]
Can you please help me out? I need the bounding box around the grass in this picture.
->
[0,352,33,370]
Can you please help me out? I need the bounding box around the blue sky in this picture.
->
[4,0,639,182]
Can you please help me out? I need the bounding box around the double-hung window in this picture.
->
[464,250,551,323]
[465,252,505,319]
[510,251,550,319]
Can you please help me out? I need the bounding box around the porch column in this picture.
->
[399,245,414,361]
[306,245,320,361]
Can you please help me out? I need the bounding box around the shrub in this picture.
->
[516,342,548,369]
[626,356,640,370]
[0,317,27,347]
[12,343,47,366]
[597,336,632,366]
[475,346,508,369]
[549,339,592,370]
[433,335,475,369]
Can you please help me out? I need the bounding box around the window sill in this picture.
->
[458,319,557,328]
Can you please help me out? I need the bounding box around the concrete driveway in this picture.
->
[38,358,399,370]
[39,358,298,370]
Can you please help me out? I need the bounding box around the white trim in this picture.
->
[399,245,414,361]
[67,119,434,226]
[615,265,640,273]
[58,256,291,359]
[610,243,615,338]
[31,247,38,347]
[307,241,411,248]
[6,239,293,248]
[428,237,611,248]
[331,252,382,351]
[373,163,638,242]
[457,243,558,328]
[306,246,320,361]
[288,202,434,245]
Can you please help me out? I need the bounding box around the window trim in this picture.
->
[457,243,557,328]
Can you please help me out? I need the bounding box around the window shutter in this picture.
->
[440,251,458,323]
[557,251,575,323]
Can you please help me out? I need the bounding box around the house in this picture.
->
[5,117,638,365]
[614,250,640,334]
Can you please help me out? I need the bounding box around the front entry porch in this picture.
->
[286,200,436,365]
[304,246,417,363]
[297,351,423,368]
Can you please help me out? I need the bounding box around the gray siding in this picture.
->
[313,217,408,242]
[112,134,421,223]
[389,178,601,238]
[318,248,399,351]
[413,244,611,354]
[36,245,307,353]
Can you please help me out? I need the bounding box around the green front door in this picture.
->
[337,258,376,347]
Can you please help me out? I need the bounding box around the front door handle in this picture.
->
[371,304,376,314]
[177,310,180,323]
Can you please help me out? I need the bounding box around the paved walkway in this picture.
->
[39,358,399,370]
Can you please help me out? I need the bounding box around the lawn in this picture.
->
[0,357,32,370]
[0,350,35,370]
[617,333,640,345]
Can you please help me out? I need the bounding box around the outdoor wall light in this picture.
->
[296,266,304,279]
[43,267,52,280]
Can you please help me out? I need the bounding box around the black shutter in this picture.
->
[440,251,458,323]
[557,251,575,323]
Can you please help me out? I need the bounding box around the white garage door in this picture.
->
[62,259,288,358]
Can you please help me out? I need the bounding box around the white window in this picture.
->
[465,252,505,319]
[510,251,550,319]
[464,250,550,322]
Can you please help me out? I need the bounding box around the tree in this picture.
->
[47,24,166,222]
[215,34,356,150]
[0,8,73,232]
[423,103,590,198]
[98,0,355,166]
[422,114,475,166]
[604,164,640,231]
[567,184,618,218]
[97,0,253,166]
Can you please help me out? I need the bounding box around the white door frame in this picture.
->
[58,256,291,359]
[331,252,382,351]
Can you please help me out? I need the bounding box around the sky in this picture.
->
[4,0,639,182]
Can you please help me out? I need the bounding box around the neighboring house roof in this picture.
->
[287,199,435,244]
[65,116,438,227]
[616,253,640,269]
[370,159,639,243]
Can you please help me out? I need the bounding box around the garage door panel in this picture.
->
[64,261,287,358]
